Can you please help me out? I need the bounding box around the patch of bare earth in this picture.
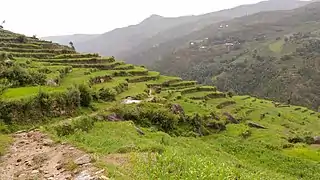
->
[0,130,109,180]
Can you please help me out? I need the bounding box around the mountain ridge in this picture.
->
[43,0,311,60]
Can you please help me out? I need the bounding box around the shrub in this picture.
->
[78,84,93,107]
[241,129,252,139]
[72,116,95,132]
[16,35,27,43]
[227,91,234,98]
[98,88,116,101]
[55,123,74,137]
[111,103,179,133]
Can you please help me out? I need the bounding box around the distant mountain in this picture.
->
[42,34,99,46]
[123,0,311,65]
[151,1,320,110]
[43,0,311,61]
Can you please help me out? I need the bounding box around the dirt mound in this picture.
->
[0,130,108,180]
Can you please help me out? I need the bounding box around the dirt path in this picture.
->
[0,130,108,180]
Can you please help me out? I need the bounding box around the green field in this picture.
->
[1,29,320,180]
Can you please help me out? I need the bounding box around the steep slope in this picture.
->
[125,0,312,66]
[0,29,320,179]
[74,14,196,56]
[43,0,311,61]
[119,0,311,64]
[151,2,320,110]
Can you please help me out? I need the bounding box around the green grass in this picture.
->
[0,134,12,156]
[269,40,284,53]
[46,118,320,179]
[1,86,65,99]
[2,29,320,179]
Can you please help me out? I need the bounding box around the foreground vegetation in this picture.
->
[0,29,320,179]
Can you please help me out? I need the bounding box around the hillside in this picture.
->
[144,1,320,111]
[0,29,320,179]
[43,0,311,60]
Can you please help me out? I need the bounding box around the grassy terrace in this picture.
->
[1,29,320,179]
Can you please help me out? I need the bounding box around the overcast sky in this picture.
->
[0,0,265,37]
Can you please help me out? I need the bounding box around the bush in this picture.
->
[98,88,116,101]
[72,116,95,132]
[0,87,81,125]
[16,35,27,43]
[3,64,46,87]
[55,123,74,137]
[227,91,234,98]
[111,103,179,133]
[78,84,93,107]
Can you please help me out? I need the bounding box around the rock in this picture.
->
[94,169,105,175]
[223,112,239,124]
[25,161,32,167]
[74,155,91,165]
[46,79,58,86]
[247,121,267,129]
[43,139,55,146]
[314,136,320,144]
[16,158,22,162]
[44,174,51,178]
[75,170,93,180]
[99,175,109,180]
[56,164,63,170]
[107,113,122,122]
[135,127,145,135]
[171,104,184,115]
[15,130,27,134]
[31,170,39,174]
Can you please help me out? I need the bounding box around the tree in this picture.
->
[0,20,5,29]
[69,41,75,50]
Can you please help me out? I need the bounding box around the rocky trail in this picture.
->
[0,130,109,180]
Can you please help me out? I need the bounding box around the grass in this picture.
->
[269,40,284,53]
[1,86,65,99]
[2,29,320,179]
[0,134,12,156]
[46,118,320,179]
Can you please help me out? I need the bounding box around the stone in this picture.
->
[46,79,58,86]
[74,155,91,165]
[43,139,55,146]
[75,170,93,180]
[171,104,184,115]
[31,170,39,174]
[135,127,145,135]
[56,164,63,170]
[314,136,320,144]
[44,174,51,178]
[99,175,109,180]
[95,169,105,175]
[107,113,122,122]
[223,112,239,124]
[16,158,22,162]
[247,121,267,129]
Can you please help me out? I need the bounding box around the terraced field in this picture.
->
[1,29,320,179]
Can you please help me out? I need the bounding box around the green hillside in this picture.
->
[151,2,320,111]
[1,29,320,179]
